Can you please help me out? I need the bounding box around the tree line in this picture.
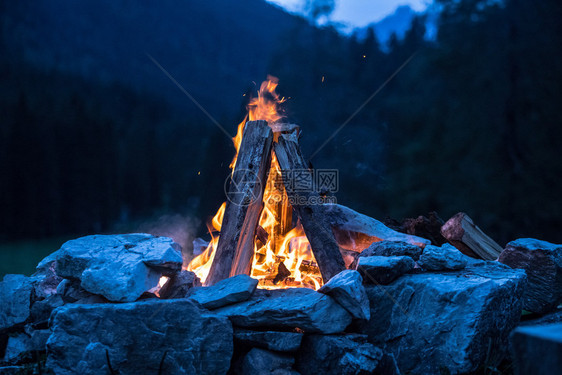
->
[1,0,561,245]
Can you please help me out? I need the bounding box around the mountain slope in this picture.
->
[1,0,307,115]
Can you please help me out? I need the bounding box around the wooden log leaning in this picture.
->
[273,132,346,283]
[270,124,299,253]
[205,120,273,285]
[440,212,503,260]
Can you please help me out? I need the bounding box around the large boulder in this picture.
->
[357,256,414,285]
[0,275,34,331]
[418,243,468,271]
[46,299,233,375]
[296,334,399,375]
[323,204,430,250]
[45,234,183,302]
[499,238,562,314]
[214,288,352,334]
[187,274,258,309]
[318,270,370,320]
[510,322,562,375]
[360,262,526,374]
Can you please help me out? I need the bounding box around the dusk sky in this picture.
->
[267,0,430,27]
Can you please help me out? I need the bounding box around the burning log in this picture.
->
[274,132,346,283]
[269,123,297,254]
[205,120,273,285]
[440,212,502,260]
[255,225,269,247]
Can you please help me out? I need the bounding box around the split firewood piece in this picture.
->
[440,212,502,260]
[274,132,346,283]
[205,120,273,285]
[270,122,300,137]
[269,123,298,253]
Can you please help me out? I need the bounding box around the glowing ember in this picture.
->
[187,76,322,289]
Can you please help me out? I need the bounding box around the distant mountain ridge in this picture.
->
[354,5,438,44]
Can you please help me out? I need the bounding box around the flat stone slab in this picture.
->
[187,274,258,309]
[234,329,303,352]
[361,240,423,260]
[510,323,562,375]
[418,243,468,271]
[360,262,527,374]
[357,256,415,285]
[214,288,352,334]
[43,234,183,302]
[46,299,233,375]
[499,238,562,314]
[318,270,370,320]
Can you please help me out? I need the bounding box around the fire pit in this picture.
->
[187,77,429,291]
[1,78,561,375]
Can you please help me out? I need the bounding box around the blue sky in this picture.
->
[267,0,430,27]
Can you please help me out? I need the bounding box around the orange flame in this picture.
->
[187,77,321,289]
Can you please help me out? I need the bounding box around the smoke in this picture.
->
[136,214,201,268]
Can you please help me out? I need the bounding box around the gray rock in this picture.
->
[318,270,370,320]
[0,275,34,331]
[51,234,183,302]
[360,262,526,374]
[188,274,258,309]
[238,348,295,375]
[46,299,233,375]
[159,270,200,299]
[30,294,65,323]
[214,288,352,334]
[296,334,398,375]
[361,240,423,261]
[31,260,62,300]
[418,243,468,271]
[357,256,415,285]
[3,329,50,364]
[510,323,562,375]
[234,329,303,352]
[324,204,431,249]
[35,249,61,275]
[55,279,93,303]
[519,309,562,327]
[499,238,562,314]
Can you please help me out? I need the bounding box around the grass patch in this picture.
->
[0,237,70,278]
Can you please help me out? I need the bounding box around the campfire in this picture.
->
[187,77,344,289]
[3,77,551,375]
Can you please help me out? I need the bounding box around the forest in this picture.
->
[1,0,561,255]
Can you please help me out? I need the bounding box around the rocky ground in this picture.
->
[1,213,562,374]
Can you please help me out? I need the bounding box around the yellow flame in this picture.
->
[187,76,321,289]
